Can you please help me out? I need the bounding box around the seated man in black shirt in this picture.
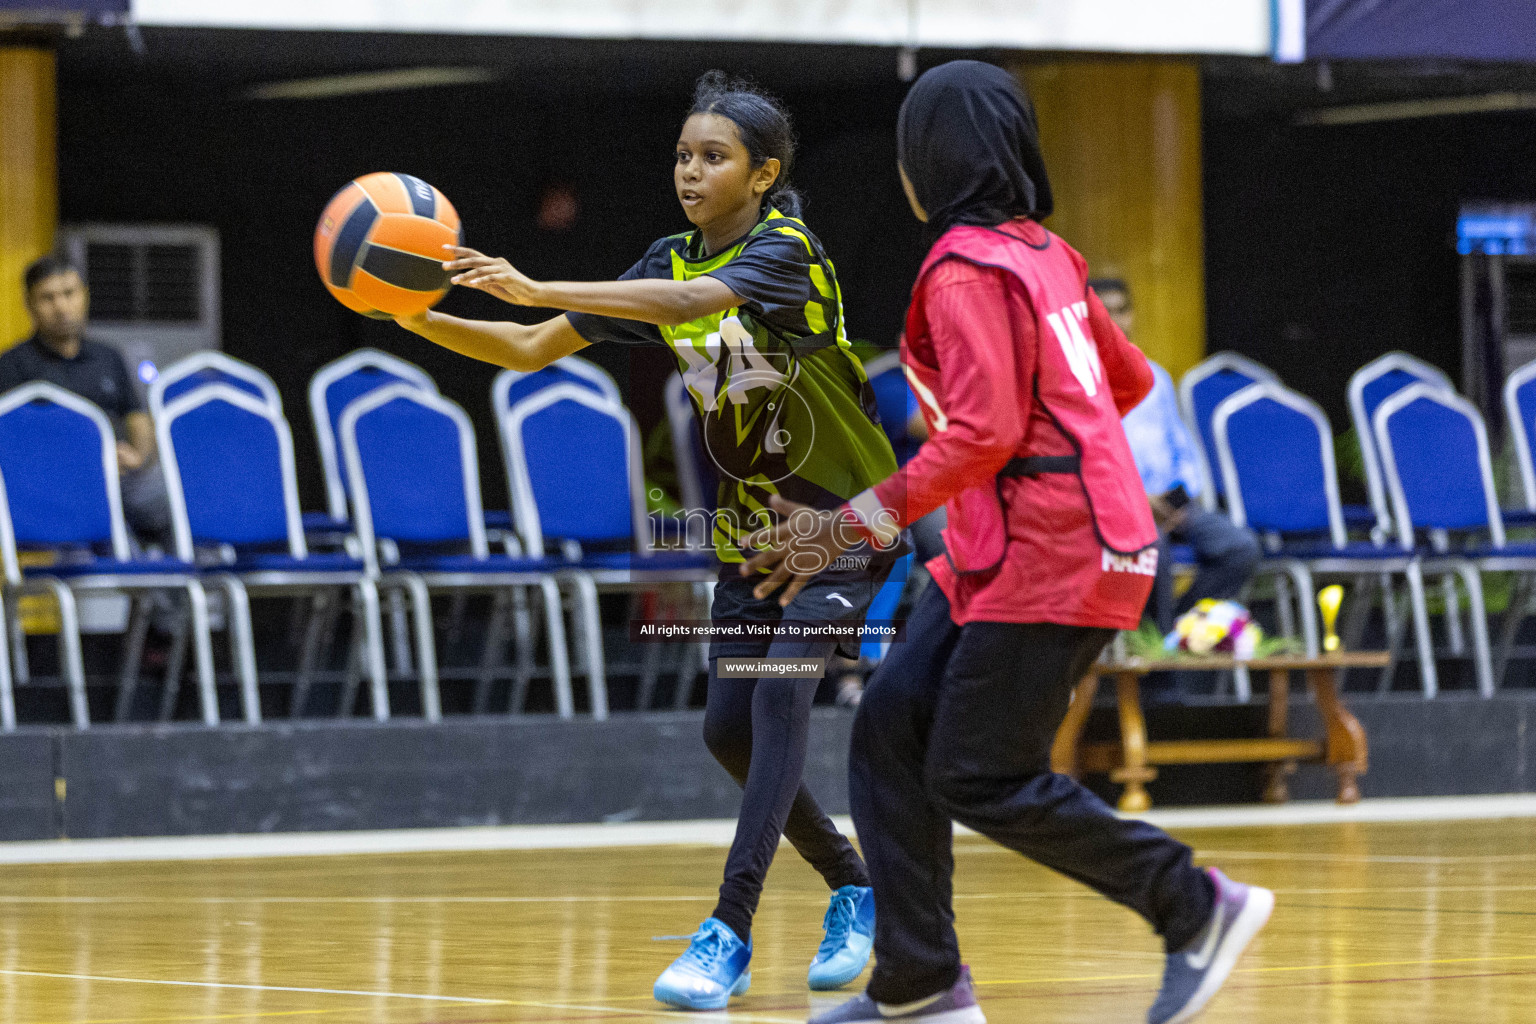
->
[0,255,171,547]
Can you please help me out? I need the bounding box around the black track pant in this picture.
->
[851,584,1216,1003]
[703,569,884,943]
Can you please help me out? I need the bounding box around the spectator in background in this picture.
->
[1097,279,1260,634]
[0,255,171,547]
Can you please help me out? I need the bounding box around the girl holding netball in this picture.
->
[745,61,1273,1024]
[395,71,899,1009]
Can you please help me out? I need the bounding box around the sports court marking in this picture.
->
[25,1010,354,1024]
[3,794,1534,865]
[0,976,811,1019]
[0,970,507,1005]
[0,971,808,1024]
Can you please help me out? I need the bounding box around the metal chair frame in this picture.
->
[158,384,389,723]
[309,348,438,523]
[0,382,217,727]
[1373,383,1504,697]
[503,383,715,716]
[149,351,282,420]
[1177,351,1280,510]
[341,383,574,719]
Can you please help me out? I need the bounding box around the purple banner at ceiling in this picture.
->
[0,0,127,12]
[1309,0,1536,62]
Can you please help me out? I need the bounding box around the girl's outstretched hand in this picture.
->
[443,246,545,306]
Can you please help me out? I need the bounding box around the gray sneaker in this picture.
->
[807,965,986,1024]
[1148,868,1274,1024]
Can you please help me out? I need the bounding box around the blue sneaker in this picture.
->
[1148,868,1274,1024]
[808,885,875,990]
[807,965,986,1024]
[653,917,752,1010]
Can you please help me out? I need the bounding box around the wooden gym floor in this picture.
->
[2,815,1534,1024]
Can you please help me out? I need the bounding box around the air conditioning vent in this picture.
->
[61,224,221,386]
[1507,262,1536,335]
[82,240,202,323]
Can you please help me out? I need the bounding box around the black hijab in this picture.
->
[896,60,1053,239]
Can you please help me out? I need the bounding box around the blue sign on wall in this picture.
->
[0,1,128,12]
[1308,0,1536,63]
[1458,205,1536,257]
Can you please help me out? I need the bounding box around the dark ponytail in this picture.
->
[687,70,803,219]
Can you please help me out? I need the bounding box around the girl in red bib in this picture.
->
[745,61,1272,1024]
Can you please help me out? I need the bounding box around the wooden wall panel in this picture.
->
[1018,58,1205,377]
[0,47,57,353]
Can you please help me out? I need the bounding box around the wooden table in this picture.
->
[1050,651,1388,812]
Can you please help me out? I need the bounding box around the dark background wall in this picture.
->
[55,28,936,509]
[1202,60,1536,428]
[54,29,1536,499]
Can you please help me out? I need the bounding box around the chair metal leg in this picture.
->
[31,581,88,729]
[291,592,334,718]
[1341,574,1373,651]
[9,600,28,685]
[1454,563,1495,697]
[1378,573,1406,692]
[1405,560,1439,698]
[184,581,220,726]
[474,591,510,715]
[678,581,713,709]
[386,588,414,678]
[1441,574,1465,656]
[0,593,12,731]
[356,580,390,721]
[568,572,608,720]
[1273,572,1296,644]
[396,575,439,722]
[539,577,574,719]
[508,586,535,713]
[1494,574,1532,687]
[638,621,663,712]
[115,596,151,723]
[1287,562,1320,656]
[444,594,470,649]
[213,576,261,725]
[159,602,189,722]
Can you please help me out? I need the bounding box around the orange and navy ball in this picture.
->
[313,172,461,319]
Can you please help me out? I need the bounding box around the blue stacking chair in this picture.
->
[1501,360,1536,527]
[158,384,388,723]
[1347,352,1455,537]
[0,382,217,727]
[309,348,438,529]
[863,350,923,465]
[149,351,282,419]
[340,383,576,718]
[664,371,717,521]
[503,383,718,712]
[490,356,620,533]
[1346,354,1474,680]
[1213,381,1434,693]
[493,355,619,412]
[1372,383,1517,697]
[1177,352,1279,511]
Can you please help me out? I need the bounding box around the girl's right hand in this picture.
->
[443,246,545,307]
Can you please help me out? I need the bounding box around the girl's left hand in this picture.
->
[443,246,544,306]
[740,495,857,606]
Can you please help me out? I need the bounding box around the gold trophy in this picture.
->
[1318,584,1344,653]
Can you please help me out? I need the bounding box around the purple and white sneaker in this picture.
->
[1147,868,1274,1024]
[807,965,985,1024]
